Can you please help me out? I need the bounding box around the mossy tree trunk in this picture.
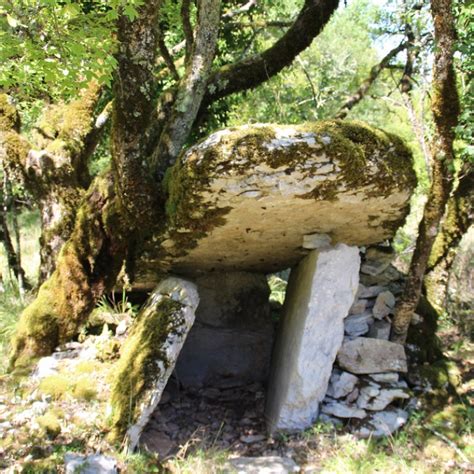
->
[423,165,473,316]
[0,84,110,284]
[10,0,341,368]
[391,0,460,343]
[10,172,130,368]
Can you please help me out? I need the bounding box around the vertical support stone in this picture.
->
[109,277,199,450]
[265,244,360,433]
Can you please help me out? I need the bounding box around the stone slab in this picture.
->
[226,456,300,473]
[265,244,360,433]
[109,277,199,450]
[337,337,408,374]
[133,121,415,286]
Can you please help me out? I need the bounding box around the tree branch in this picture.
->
[335,41,407,119]
[200,0,339,107]
[152,0,222,178]
[157,34,180,81]
[181,0,194,65]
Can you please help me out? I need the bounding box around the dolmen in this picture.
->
[108,120,416,449]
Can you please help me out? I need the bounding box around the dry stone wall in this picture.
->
[320,244,412,438]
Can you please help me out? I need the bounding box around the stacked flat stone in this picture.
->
[320,245,410,438]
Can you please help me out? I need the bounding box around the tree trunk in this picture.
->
[0,173,27,292]
[0,84,107,284]
[423,166,473,315]
[10,172,130,368]
[391,0,460,343]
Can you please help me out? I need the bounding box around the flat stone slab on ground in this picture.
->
[354,409,409,438]
[64,454,117,474]
[227,456,300,473]
[337,337,407,374]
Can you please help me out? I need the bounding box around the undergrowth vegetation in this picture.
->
[0,210,39,374]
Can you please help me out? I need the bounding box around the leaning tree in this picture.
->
[4,0,342,367]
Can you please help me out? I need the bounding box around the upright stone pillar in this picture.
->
[265,244,360,433]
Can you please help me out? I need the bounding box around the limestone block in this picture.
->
[369,372,399,383]
[357,284,387,299]
[326,371,359,399]
[133,121,415,287]
[321,401,367,419]
[109,277,199,450]
[372,291,396,319]
[349,298,368,315]
[265,244,360,433]
[64,454,117,474]
[344,312,373,337]
[227,456,300,473]
[368,320,391,340]
[337,337,407,374]
[354,409,408,438]
[357,387,409,411]
[176,272,273,387]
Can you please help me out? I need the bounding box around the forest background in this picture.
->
[0,0,472,472]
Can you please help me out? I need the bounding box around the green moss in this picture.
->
[35,81,101,157]
[0,94,20,131]
[0,131,29,173]
[37,411,61,439]
[38,372,98,401]
[39,375,71,400]
[426,404,472,445]
[72,377,98,401]
[109,297,184,442]
[10,172,126,369]
[74,360,101,374]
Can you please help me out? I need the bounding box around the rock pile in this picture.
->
[320,245,411,437]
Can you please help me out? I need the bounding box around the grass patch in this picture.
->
[39,374,98,401]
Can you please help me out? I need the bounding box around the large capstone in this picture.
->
[133,121,415,287]
[265,244,360,433]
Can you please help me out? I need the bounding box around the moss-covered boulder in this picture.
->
[109,277,199,450]
[135,120,416,288]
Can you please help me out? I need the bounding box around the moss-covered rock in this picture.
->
[109,277,199,449]
[134,120,416,287]
[0,94,21,132]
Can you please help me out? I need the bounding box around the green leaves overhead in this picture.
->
[0,1,143,100]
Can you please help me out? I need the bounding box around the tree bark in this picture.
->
[335,41,407,119]
[0,84,107,283]
[10,172,129,368]
[391,0,460,343]
[0,171,27,292]
[424,165,473,315]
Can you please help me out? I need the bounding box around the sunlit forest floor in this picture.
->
[0,212,472,473]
